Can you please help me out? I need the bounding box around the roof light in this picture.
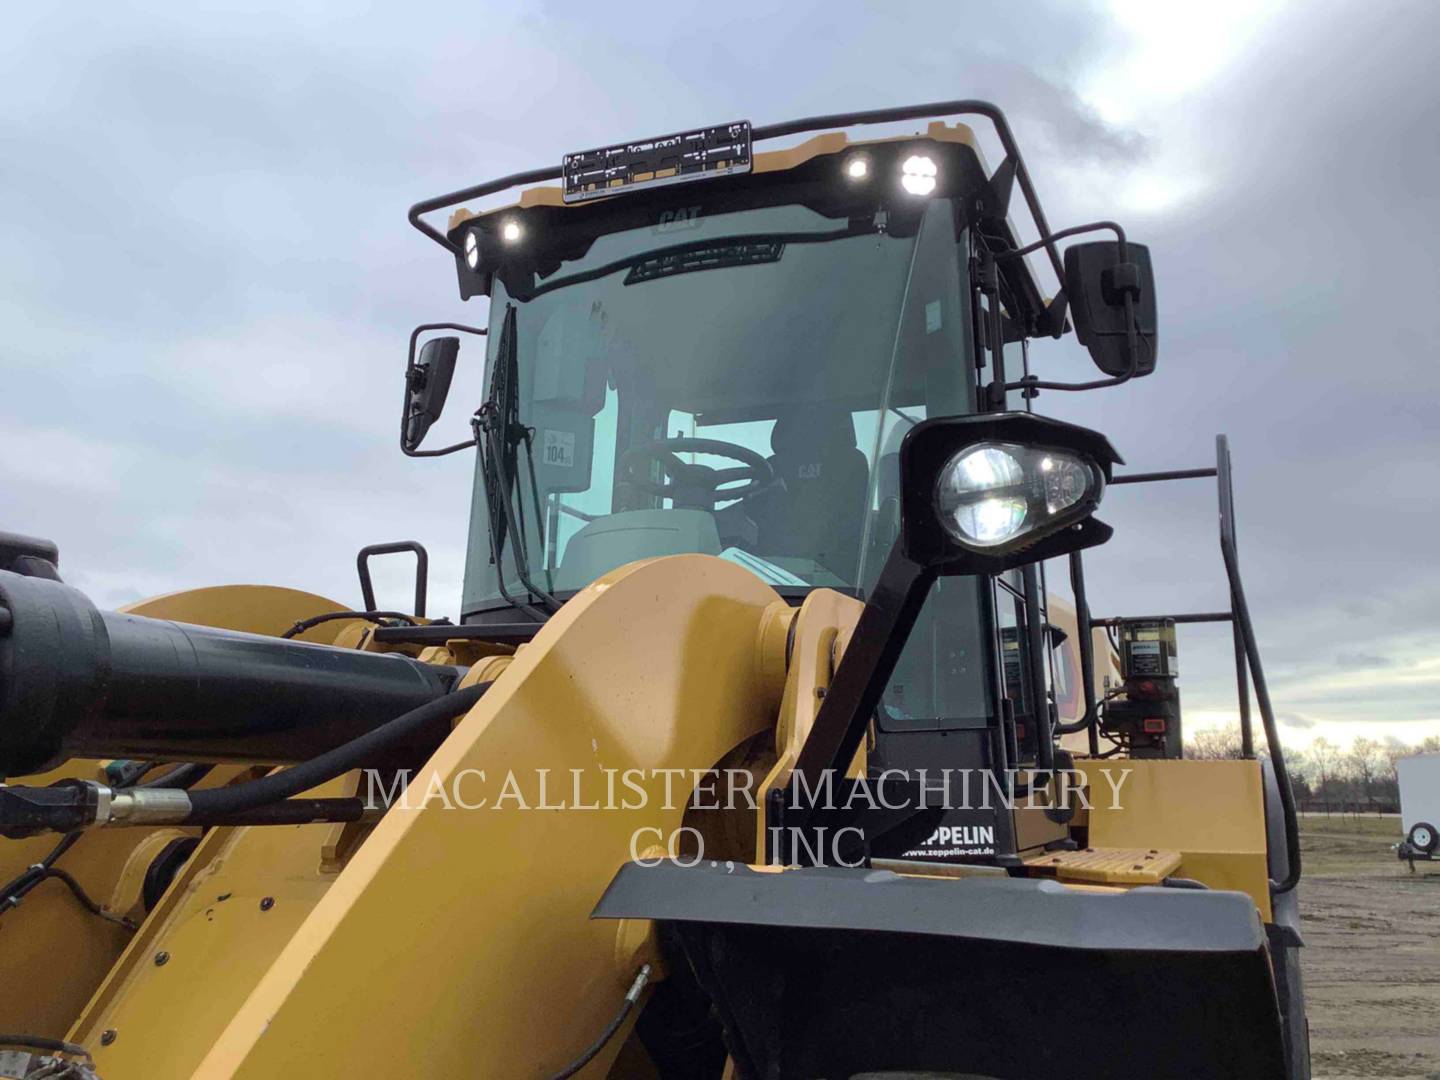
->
[501,219,523,244]
[845,155,869,180]
[901,154,938,196]
[463,229,481,270]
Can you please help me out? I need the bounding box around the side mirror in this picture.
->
[1063,241,1158,377]
[403,336,460,452]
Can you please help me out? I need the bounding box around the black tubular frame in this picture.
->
[1069,435,1301,893]
[357,541,429,617]
[408,99,1066,284]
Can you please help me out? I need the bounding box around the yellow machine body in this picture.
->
[0,556,1278,1078]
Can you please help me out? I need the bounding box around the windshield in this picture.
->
[460,194,992,724]
[464,197,973,594]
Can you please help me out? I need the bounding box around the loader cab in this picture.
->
[457,193,975,605]
[406,121,1147,780]
[438,130,1047,747]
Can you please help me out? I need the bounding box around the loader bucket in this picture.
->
[594,860,1288,1079]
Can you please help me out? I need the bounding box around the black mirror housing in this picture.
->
[403,336,460,452]
[1064,241,1158,377]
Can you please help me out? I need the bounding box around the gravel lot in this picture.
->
[1299,815,1440,1079]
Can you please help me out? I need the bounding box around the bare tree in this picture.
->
[1346,737,1384,812]
[1308,737,1339,814]
[1186,724,1244,760]
[1383,738,1412,795]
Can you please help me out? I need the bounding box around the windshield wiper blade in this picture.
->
[477,304,561,620]
[623,238,784,285]
[520,221,878,301]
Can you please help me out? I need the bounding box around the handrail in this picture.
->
[356,541,429,618]
[1071,435,1301,894]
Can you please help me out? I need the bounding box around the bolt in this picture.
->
[100,1030,117,1046]
[815,687,827,699]
[259,897,274,911]
[153,951,169,966]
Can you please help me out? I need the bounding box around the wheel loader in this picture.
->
[0,100,1309,1078]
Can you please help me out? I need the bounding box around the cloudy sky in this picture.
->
[4,0,1437,749]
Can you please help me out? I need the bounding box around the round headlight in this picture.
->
[934,441,1100,550]
[463,229,481,270]
[901,154,938,196]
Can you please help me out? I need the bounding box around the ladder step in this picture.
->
[1023,846,1182,885]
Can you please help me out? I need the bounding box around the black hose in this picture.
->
[548,966,652,1080]
[0,831,136,930]
[137,763,213,790]
[182,682,490,820]
[184,797,370,827]
[280,610,420,640]
[37,867,137,929]
[0,1033,91,1059]
[0,832,80,910]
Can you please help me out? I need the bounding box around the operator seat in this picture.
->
[745,405,869,584]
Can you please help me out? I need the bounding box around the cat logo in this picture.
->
[797,463,823,480]
[654,206,703,234]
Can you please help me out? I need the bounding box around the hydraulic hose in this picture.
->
[137,763,213,790]
[0,683,491,836]
[181,681,491,821]
[547,966,652,1080]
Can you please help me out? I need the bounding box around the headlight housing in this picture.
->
[899,413,1121,571]
[935,442,1103,550]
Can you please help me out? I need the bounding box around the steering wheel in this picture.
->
[618,437,775,512]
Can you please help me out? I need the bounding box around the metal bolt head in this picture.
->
[259,896,274,911]
[153,950,169,966]
[100,1029,117,1046]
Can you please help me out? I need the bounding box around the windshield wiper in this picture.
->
[476,303,561,620]
[519,221,880,301]
[623,237,785,284]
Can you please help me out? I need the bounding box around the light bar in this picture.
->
[562,120,753,204]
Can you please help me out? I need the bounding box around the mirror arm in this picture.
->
[996,219,1145,398]
[1005,293,1142,396]
[401,322,487,458]
[994,220,1128,264]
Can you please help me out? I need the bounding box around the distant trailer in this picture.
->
[1397,752,1440,868]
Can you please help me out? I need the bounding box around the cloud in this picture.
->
[1335,653,1394,671]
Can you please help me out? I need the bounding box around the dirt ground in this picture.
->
[1298,813,1440,1079]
